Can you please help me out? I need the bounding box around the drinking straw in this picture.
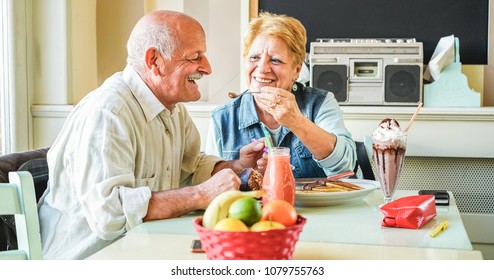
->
[262,127,274,153]
[404,102,423,133]
[327,170,354,181]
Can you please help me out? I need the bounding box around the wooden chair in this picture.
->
[0,171,43,260]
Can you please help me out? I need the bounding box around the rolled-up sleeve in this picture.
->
[313,95,356,174]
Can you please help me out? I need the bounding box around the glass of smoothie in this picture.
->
[262,147,296,206]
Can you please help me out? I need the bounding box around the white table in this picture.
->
[130,190,473,250]
[87,233,482,260]
[87,189,482,260]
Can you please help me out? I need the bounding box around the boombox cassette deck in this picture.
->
[309,38,423,106]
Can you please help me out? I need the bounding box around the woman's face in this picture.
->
[245,34,301,92]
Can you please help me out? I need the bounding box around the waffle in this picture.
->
[299,179,364,193]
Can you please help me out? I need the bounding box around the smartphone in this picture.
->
[418,190,450,206]
[190,239,205,253]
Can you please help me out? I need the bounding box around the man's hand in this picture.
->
[256,151,268,175]
[238,140,266,171]
[198,168,241,204]
[212,141,266,175]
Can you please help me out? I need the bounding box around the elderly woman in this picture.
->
[205,12,356,178]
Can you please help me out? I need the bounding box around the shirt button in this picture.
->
[165,129,170,134]
[166,166,170,171]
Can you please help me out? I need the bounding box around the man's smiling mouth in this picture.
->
[187,73,203,84]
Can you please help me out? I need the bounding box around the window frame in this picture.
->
[0,0,31,154]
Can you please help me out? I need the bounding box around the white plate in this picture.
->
[295,178,379,207]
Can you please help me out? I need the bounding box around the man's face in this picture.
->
[155,24,212,108]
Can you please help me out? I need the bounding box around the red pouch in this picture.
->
[380,195,437,229]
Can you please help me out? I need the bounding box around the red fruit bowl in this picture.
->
[192,215,306,260]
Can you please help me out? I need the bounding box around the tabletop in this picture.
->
[87,188,482,260]
[128,189,473,250]
[86,233,482,260]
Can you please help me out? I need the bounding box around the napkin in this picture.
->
[380,195,436,229]
[423,34,456,82]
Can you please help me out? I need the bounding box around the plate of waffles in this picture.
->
[295,178,379,207]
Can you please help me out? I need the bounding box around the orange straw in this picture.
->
[404,102,423,133]
[327,170,354,181]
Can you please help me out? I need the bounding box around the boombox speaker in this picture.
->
[309,38,423,106]
[385,65,421,103]
[312,64,348,102]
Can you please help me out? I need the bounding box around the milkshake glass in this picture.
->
[372,119,407,203]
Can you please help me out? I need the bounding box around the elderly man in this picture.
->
[38,10,265,259]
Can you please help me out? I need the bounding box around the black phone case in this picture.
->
[190,239,205,253]
[418,190,450,206]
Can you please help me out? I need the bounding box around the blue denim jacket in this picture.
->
[209,82,356,178]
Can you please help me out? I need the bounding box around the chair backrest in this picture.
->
[354,140,376,180]
[0,147,49,200]
[0,171,43,260]
[0,147,49,251]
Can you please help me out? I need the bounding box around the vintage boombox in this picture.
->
[309,38,423,106]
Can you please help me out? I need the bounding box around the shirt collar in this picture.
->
[123,65,179,122]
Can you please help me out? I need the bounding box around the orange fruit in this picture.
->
[250,220,285,232]
[213,217,249,232]
[228,197,262,226]
[261,199,298,226]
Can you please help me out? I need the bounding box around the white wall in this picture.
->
[154,0,244,104]
[30,0,248,148]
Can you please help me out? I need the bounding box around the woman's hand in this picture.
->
[253,86,304,127]
[253,86,337,161]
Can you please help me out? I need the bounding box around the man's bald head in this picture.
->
[126,10,203,74]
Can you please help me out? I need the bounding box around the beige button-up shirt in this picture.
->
[38,65,221,259]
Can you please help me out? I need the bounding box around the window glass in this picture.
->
[0,0,8,155]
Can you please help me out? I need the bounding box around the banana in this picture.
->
[202,189,265,229]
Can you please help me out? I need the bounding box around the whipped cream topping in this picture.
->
[372,118,406,149]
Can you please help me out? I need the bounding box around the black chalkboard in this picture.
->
[258,0,488,65]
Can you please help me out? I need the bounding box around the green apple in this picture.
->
[228,197,262,226]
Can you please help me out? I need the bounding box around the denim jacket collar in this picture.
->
[238,93,260,130]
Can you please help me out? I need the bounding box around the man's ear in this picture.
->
[145,48,160,75]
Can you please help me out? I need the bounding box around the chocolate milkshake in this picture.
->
[372,118,407,203]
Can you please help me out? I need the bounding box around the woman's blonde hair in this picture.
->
[243,12,307,67]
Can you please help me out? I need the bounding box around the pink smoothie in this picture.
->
[262,148,295,206]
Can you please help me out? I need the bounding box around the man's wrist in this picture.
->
[212,160,244,175]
